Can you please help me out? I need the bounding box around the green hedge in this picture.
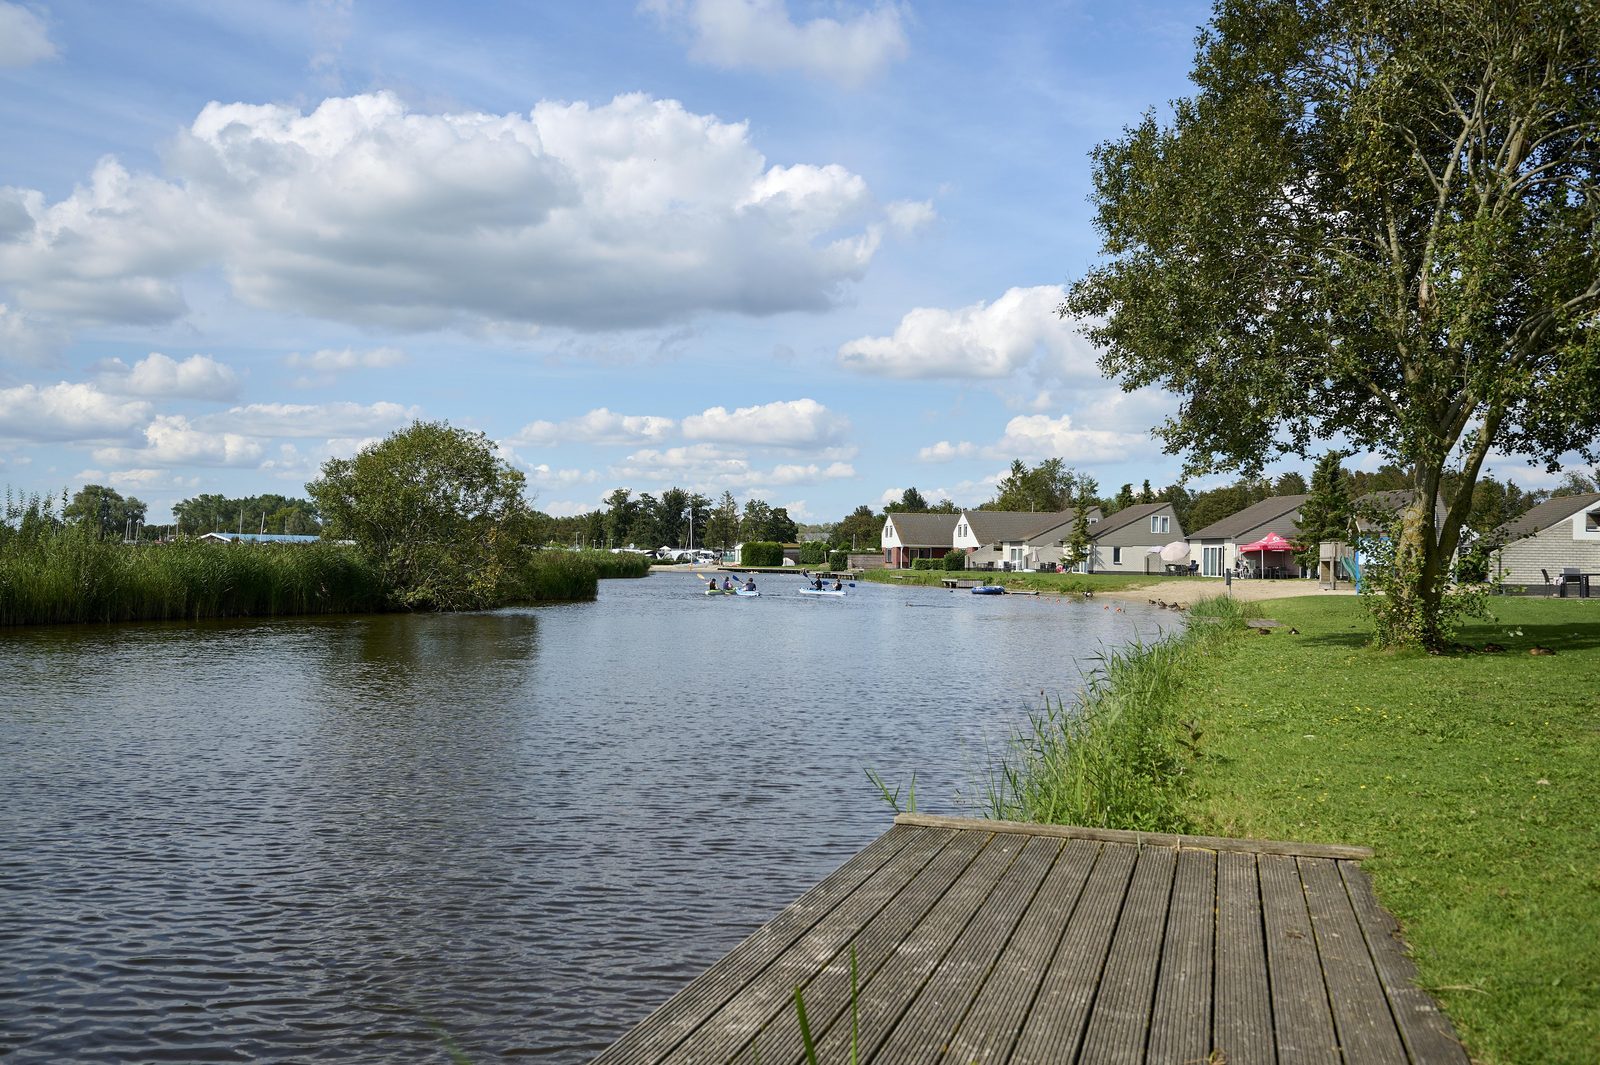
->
[943,549,966,571]
[798,540,827,565]
[828,550,849,571]
[741,541,785,567]
[912,557,943,570]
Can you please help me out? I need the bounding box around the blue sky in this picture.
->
[0,0,1577,525]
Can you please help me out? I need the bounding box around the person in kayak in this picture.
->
[812,576,824,590]
[708,577,718,591]
[744,577,756,591]
[722,576,734,590]
[833,578,843,590]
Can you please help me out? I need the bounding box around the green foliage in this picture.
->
[173,491,319,536]
[1294,452,1354,569]
[577,550,651,579]
[982,596,1248,831]
[705,491,740,549]
[827,550,849,571]
[514,551,598,602]
[988,458,1081,513]
[64,484,147,540]
[1063,492,1093,570]
[798,540,827,565]
[911,557,942,571]
[307,420,535,610]
[883,487,928,512]
[830,505,880,552]
[942,549,966,571]
[0,530,383,626]
[1066,0,1600,650]
[1358,515,1492,650]
[740,541,785,567]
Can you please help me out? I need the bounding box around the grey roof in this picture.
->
[1497,492,1600,543]
[1186,494,1309,541]
[882,511,960,547]
[964,509,1077,544]
[1087,502,1169,540]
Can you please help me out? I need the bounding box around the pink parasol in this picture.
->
[1236,531,1298,577]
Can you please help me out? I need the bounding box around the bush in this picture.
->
[516,551,598,602]
[798,540,827,565]
[943,549,966,571]
[740,541,785,567]
[577,550,651,579]
[912,558,943,570]
[828,550,849,571]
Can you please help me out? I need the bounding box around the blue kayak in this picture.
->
[971,585,1006,595]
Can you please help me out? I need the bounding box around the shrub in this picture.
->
[577,550,650,579]
[798,540,827,565]
[741,541,785,567]
[943,549,966,571]
[516,551,598,602]
[828,550,849,571]
[912,558,943,570]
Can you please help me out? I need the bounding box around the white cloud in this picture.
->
[0,303,64,363]
[194,400,419,438]
[644,0,909,88]
[990,413,1147,462]
[285,346,408,372]
[0,382,151,442]
[918,439,976,462]
[0,2,56,67]
[72,467,201,492]
[92,414,265,467]
[885,199,935,236]
[614,443,855,494]
[0,92,891,334]
[682,397,849,448]
[838,285,1101,380]
[511,407,676,447]
[95,352,240,401]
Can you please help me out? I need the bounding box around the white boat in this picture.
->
[734,588,761,597]
[797,587,847,597]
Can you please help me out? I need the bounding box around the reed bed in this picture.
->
[0,534,386,625]
[980,596,1249,832]
[577,550,652,579]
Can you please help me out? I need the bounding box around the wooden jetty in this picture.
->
[591,813,1467,1065]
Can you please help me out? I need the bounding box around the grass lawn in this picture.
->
[858,568,1195,593]
[1182,595,1600,1064]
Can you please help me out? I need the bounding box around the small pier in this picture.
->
[591,814,1467,1064]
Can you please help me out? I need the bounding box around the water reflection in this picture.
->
[0,576,1169,1062]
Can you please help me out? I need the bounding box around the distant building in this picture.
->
[198,532,325,545]
[953,508,1100,570]
[1080,502,1186,574]
[1185,495,1310,576]
[880,512,960,568]
[1492,492,1600,592]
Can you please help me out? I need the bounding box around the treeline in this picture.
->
[536,488,799,550]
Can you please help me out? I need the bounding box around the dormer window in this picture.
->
[1150,515,1170,534]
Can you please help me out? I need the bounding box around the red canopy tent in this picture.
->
[1236,531,1299,578]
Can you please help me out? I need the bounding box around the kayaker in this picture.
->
[744,577,756,591]
[723,576,733,590]
[812,576,824,590]
[708,577,718,591]
[833,579,843,591]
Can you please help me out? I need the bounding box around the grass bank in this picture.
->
[981,595,1249,831]
[860,568,1196,594]
[1177,596,1600,1063]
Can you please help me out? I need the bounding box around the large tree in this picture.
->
[1067,0,1600,649]
[307,421,534,610]
[65,485,146,540]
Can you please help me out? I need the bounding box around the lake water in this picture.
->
[0,572,1168,1063]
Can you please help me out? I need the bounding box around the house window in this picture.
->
[1009,546,1023,562]
[1112,546,1122,565]
[1202,545,1224,576]
[1150,515,1170,534]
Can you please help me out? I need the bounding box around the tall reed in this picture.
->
[980,596,1248,832]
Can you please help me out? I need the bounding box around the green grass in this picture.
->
[859,568,1202,594]
[981,595,1249,831]
[1178,595,1600,1064]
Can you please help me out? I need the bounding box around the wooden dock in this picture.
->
[591,814,1468,1064]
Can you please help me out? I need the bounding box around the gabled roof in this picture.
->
[1497,492,1600,543]
[1087,502,1169,540]
[882,511,960,547]
[964,509,1076,545]
[1186,494,1309,541]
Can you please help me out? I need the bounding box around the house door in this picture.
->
[1202,546,1224,576]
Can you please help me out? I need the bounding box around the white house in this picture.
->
[881,512,961,568]
[1492,492,1600,592]
[954,508,1102,570]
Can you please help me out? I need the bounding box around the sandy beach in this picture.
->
[1102,578,1359,606]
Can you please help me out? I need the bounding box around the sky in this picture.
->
[0,0,1585,526]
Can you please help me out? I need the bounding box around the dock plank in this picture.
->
[943,838,1100,1064]
[1212,850,1274,1065]
[1300,857,1407,1064]
[805,831,1031,1065]
[1009,841,1140,1065]
[1259,853,1339,1065]
[1338,861,1471,1065]
[589,817,1469,1065]
[1145,847,1217,1065]
[871,834,1063,1065]
[661,827,985,1065]
[1078,844,1179,1065]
